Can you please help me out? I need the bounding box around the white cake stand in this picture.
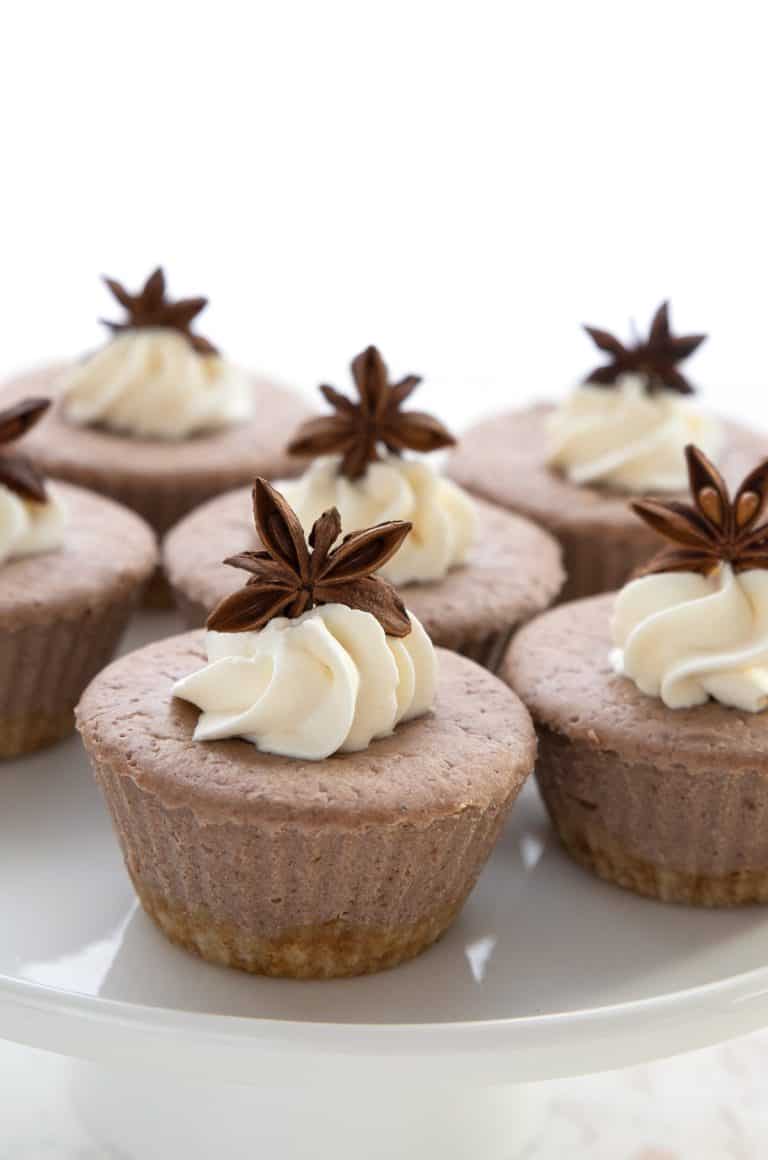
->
[2,612,768,1158]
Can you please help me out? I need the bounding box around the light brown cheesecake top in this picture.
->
[77,634,536,827]
[448,405,767,537]
[0,482,156,628]
[163,489,564,647]
[0,365,311,501]
[504,593,768,772]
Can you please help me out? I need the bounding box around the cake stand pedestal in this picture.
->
[2,613,768,1157]
[71,1063,551,1159]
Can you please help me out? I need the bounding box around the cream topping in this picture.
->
[173,604,437,760]
[60,329,253,439]
[0,484,67,566]
[547,375,723,492]
[277,455,475,585]
[611,564,768,712]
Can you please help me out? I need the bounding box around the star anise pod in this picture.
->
[632,445,768,577]
[101,266,218,355]
[287,345,456,479]
[584,301,706,395]
[0,398,50,502]
[207,477,413,635]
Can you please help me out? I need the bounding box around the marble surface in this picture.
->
[2,1033,767,1159]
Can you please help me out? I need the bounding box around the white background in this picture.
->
[2,1,768,1156]
[2,0,767,427]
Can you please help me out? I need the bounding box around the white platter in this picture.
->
[2,611,768,1090]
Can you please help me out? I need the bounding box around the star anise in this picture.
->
[632,445,768,577]
[0,398,50,502]
[584,301,706,395]
[287,345,456,479]
[101,266,218,355]
[207,477,413,635]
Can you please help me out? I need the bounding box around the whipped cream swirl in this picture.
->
[548,375,723,492]
[174,604,437,760]
[0,484,67,566]
[61,329,253,440]
[611,564,768,712]
[277,455,475,586]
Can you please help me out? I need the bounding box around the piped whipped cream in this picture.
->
[547,375,723,492]
[174,604,437,760]
[0,484,67,566]
[61,329,253,440]
[611,564,768,712]
[277,455,475,586]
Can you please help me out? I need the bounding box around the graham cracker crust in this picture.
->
[136,886,461,979]
[554,815,768,907]
[0,711,74,759]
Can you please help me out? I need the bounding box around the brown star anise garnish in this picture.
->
[0,398,50,503]
[584,301,706,395]
[207,477,413,635]
[287,345,456,479]
[101,267,218,355]
[632,445,768,577]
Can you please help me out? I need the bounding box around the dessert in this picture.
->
[449,302,765,599]
[0,398,156,757]
[0,268,310,538]
[78,480,536,976]
[504,445,768,905]
[163,346,564,670]
[283,344,468,585]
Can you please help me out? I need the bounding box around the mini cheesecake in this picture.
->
[78,480,536,976]
[449,303,765,600]
[164,488,563,672]
[79,635,535,976]
[164,346,564,670]
[504,446,768,905]
[0,268,310,539]
[0,399,156,757]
